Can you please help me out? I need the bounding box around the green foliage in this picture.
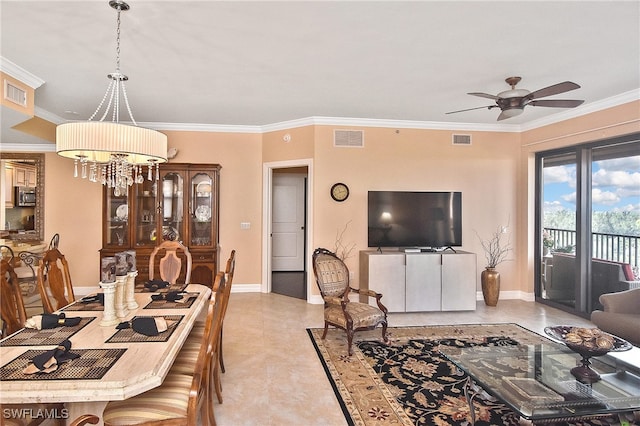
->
[544,210,639,237]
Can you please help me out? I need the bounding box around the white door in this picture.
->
[272,173,306,271]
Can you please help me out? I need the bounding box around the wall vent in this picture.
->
[452,134,471,145]
[4,79,27,107]
[334,130,364,148]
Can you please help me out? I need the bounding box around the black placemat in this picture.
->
[0,348,127,381]
[105,315,183,343]
[143,293,199,309]
[0,317,96,347]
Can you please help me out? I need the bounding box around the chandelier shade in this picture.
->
[56,122,167,164]
[55,0,168,188]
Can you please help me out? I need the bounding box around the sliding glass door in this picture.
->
[536,134,639,317]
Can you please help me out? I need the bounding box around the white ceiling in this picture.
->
[1,1,639,146]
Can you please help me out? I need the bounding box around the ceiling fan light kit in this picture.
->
[446,76,585,121]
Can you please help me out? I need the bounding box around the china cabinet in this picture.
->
[100,163,221,287]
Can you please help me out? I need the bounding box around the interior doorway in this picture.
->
[262,159,313,301]
[271,170,307,299]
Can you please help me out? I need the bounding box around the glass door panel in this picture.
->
[190,172,213,246]
[589,142,640,311]
[541,152,577,308]
[160,172,184,242]
[134,179,157,246]
[105,187,129,247]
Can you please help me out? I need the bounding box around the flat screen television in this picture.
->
[368,191,462,249]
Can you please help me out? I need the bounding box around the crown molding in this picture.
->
[0,57,45,89]
[0,143,55,152]
[147,122,263,134]
[521,89,640,132]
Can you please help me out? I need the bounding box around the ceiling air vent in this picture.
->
[4,80,27,107]
[334,130,364,148]
[452,134,471,146]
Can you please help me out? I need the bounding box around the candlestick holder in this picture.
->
[125,270,139,309]
[99,281,118,326]
[114,275,129,319]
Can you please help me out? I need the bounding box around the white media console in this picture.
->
[359,250,477,312]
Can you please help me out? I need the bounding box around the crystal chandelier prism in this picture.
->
[56,0,167,196]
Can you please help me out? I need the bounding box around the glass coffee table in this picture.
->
[442,342,640,424]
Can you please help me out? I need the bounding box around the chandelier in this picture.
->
[56,0,167,195]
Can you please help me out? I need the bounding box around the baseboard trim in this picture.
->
[476,290,535,302]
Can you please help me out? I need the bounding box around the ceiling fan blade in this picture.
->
[528,81,580,99]
[468,92,500,100]
[528,99,585,108]
[445,105,496,114]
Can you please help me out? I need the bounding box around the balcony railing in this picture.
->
[544,227,639,268]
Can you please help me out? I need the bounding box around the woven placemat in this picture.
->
[0,348,127,381]
[143,293,199,309]
[105,315,183,343]
[135,283,187,293]
[0,317,96,347]
[62,300,104,312]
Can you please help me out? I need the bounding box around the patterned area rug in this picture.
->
[307,324,617,426]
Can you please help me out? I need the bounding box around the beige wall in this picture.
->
[311,126,521,296]
[32,99,640,300]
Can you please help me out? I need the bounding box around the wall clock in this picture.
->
[330,182,349,202]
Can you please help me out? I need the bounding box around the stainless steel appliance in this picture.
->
[15,187,36,207]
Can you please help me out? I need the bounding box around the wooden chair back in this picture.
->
[149,240,192,285]
[1,246,27,338]
[37,248,75,313]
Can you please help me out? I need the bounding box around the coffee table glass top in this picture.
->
[442,343,640,422]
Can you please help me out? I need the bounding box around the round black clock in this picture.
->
[330,183,349,202]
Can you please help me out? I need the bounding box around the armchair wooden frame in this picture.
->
[312,248,388,356]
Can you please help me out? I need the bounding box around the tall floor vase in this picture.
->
[481,267,500,306]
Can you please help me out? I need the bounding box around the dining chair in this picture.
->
[1,245,27,338]
[312,247,389,356]
[37,248,76,313]
[103,273,226,426]
[70,415,99,426]
[169,270,228,415]
[218,249,235,375]
[148,240,192,285]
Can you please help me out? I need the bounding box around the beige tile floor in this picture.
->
[211,293,640,426]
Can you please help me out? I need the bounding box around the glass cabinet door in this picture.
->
[190,172,214,246]
[105,187,129,247]
[160,172,185,242]
[134,179,157,246]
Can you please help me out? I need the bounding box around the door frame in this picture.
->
[262,159,314,302]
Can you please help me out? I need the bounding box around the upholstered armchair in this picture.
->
[312,248,388,356]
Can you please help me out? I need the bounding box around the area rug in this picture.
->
[307,323,615,426]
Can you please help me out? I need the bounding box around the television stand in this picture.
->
[360,250,477,313]
[441,246,457,253]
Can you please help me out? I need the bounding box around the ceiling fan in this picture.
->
[446,77,584,121]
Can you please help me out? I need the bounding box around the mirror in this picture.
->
[1,153,44,241]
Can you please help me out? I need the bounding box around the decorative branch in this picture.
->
[334,220,357,261]
[476,222,512,268]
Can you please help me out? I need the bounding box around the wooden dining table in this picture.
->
[0,283,211,425]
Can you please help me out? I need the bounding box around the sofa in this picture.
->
[591,288,640,346]
[545,253,639,310]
